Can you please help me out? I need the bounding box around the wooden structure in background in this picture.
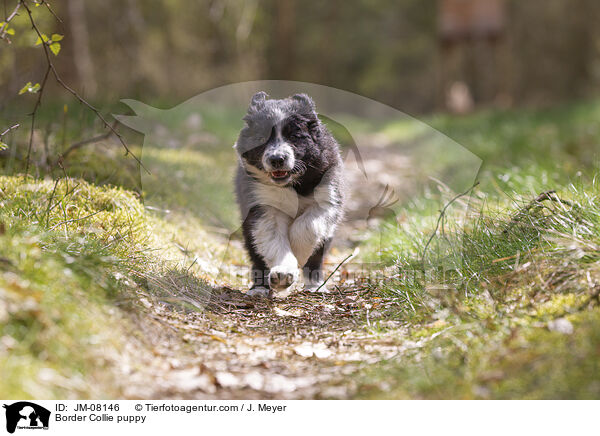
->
[438,0,509,112]
[439,0,505,42]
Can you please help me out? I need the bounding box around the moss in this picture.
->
[0,225,129,398]
[532,293,586,318]
[0,175,232,398]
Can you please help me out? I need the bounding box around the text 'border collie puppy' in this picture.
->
[235,92,345,298]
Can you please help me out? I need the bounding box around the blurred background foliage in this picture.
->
[1,0,600,114]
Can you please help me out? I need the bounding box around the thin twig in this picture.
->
[58,120,118,161]
[25,63,50,174]
[0,1,20,41]
[314,252,355,293]
[421,181,480,269]
[20,0,146,172]
[41,0,62,24]
[43,177,59,227]
[45,181,79,215]
[0,123,19,138]
[48,209,104,231]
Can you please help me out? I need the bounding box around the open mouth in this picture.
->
[269,170,290,181]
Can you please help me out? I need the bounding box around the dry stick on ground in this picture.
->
[314,252,355,293]
[48,209,104,231]
[19,0,146,174]
[421,181,480,271]
[502,190,573,235]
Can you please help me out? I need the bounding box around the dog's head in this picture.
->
[235,92,324,186]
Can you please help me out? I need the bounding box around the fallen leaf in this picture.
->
[210,334,227,344]
[273,307,298,317]
[341,296,357,305]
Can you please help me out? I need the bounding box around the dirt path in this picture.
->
[120,138,416,399]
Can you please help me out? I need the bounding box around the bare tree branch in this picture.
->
[0,123,20,138]
[41,0,62,24]
[58,120,118,161]
[25,63,50,174]
[19,0,146,173]
[0,1,20,42]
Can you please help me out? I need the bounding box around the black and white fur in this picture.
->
[234,92,345,297]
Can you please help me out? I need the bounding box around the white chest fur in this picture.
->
[249,180,315,218]
[248,174,340,268]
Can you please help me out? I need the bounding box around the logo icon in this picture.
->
[2,402,50,434]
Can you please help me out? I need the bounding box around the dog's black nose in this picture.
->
[268,155,285,169]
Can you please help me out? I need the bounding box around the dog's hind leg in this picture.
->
[302,238,332,292]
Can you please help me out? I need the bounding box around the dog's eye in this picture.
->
[287,128,305,139]
[294,131,311,142]
[253,126,275,144]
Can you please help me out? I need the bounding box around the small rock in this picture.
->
[548,318,573,335]
[293,342,333,359]
[243,371,264,390]
[215,371,240,388]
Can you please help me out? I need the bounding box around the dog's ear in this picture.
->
[293,94,320,136]
[247,91,268,113]
[244,92,268,126]
[292,93,316,116]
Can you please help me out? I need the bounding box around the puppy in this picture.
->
[234,92,345,297]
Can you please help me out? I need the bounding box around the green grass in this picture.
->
[381,99,600,177]
[358,305,600,399]
[0,224,127,398]
[351,102,600,398]
[1,97,600,398]
[0,175,224,398]
[0,176,144,397]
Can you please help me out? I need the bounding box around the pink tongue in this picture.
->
[272,171,287,178]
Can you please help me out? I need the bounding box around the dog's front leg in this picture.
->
[249,206,299,296]
[289,205,337,290]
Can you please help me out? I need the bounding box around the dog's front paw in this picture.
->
[246,286,271,298]
[269,265,299,290]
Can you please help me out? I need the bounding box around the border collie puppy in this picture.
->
[234,92,345,297]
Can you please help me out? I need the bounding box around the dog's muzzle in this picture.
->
[263,144,295,183]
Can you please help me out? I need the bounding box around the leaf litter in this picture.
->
[116,281,412,399]
[114,143,418,399]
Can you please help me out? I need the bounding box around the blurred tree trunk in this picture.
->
[125,0,145,94]
[67,0,97,96]
[274,0,295,78]
[437,0,507,110]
